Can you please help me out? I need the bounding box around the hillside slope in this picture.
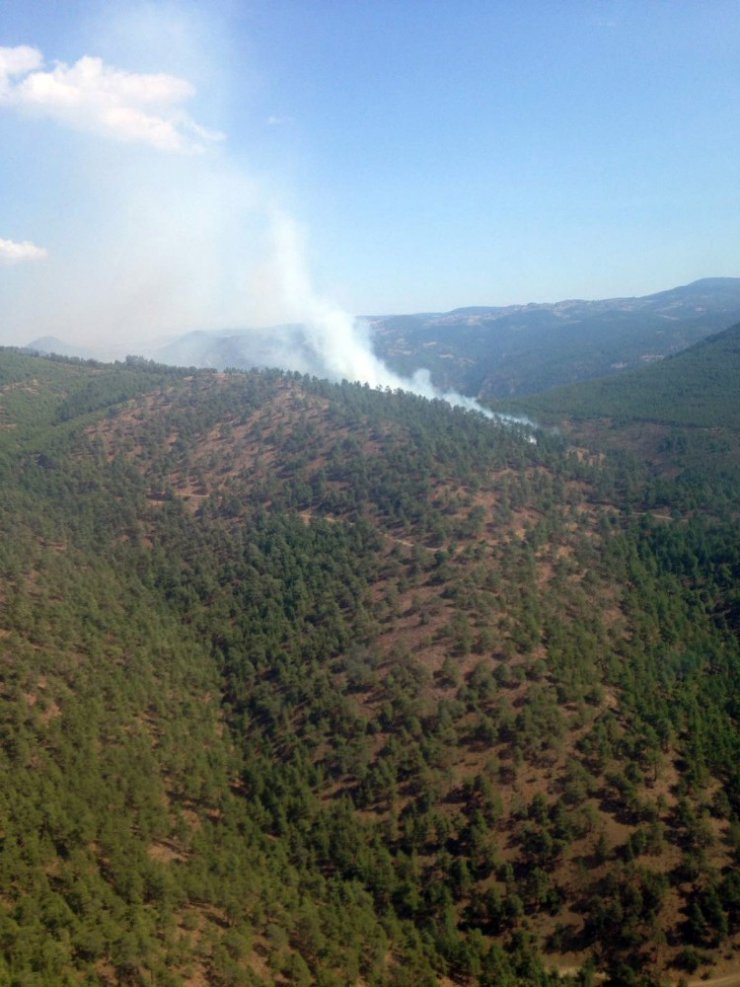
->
[508,321,740,515]
[0,349,737,985]
[371,278,740,398]
[518,322,740,429]
[151,278,740,400]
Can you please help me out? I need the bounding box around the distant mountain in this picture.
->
[154,278,740,398]
[24,335,94,359]
[370,277,740,398]
[155,323,329,377]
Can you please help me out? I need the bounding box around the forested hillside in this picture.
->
[0,348,737,986]
[509,321,740,515]
[369,278,740,398]
[518,322,740,428]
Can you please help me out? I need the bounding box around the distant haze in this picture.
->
[148,277,740,402]
[3,4,740,395]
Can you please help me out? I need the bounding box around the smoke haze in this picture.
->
[0,14,500,419]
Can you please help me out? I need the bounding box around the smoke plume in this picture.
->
[241,209,497,417]
[0,18,517,425]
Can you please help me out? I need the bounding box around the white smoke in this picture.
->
[0,19,534,433]
[251,209,511,421]
[256,211,402,387]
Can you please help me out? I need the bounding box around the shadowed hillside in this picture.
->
[518,322,740,429]
[508,321,740,517]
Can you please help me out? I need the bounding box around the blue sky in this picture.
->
[1,0,739,353]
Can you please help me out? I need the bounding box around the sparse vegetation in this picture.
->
[0,346,737,984]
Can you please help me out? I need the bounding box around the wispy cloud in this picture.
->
[0,237,48,264]
[0,44,222,153]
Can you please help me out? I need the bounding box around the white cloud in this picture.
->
[0,45,222,153]
[0,44,43,87]
[0,237,48,264]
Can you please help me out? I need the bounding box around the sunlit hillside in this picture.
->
[0,348,737,985]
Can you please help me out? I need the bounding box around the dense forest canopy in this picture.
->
[0,345,737,986]
[516,322,740,429]
[506,321,740,518]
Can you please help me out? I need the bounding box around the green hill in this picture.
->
[503,322,740,517]
[517,321,740,429]
[0,348,737,985]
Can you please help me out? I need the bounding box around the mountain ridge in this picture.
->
[24,277,740,399]
[154,276,740,397]
[370,278,740,398]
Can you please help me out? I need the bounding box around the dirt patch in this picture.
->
[148,840,187,864]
